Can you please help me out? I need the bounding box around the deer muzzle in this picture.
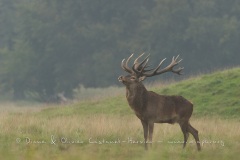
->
[118,76,123,82]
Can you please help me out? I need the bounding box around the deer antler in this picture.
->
[121,53,184,77]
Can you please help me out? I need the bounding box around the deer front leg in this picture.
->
[141,120,148,150]
[148,122,154,148]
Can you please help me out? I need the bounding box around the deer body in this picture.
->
[119,53,201,151]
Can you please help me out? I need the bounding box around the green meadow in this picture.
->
[0,68,239,160]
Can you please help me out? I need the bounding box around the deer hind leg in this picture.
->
[188,124,201,151]
[141,120,149,150]
[179,122,189,149]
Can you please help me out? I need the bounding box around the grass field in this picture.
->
[0,67,239,159]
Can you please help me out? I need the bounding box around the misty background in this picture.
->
[0,0,239,101]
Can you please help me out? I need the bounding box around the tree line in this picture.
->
[0,0,239,101]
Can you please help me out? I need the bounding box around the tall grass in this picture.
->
[0,109,239,159]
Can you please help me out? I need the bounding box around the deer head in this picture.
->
[118,53,184,85]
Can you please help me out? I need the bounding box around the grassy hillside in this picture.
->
[42,67,240,118]
[0,67,239,160]
[157,67,240,118]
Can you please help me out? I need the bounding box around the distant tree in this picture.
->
[0,0,240,101]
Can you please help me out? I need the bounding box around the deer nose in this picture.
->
[118,76,123,82]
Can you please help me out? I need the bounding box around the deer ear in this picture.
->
[139,76,146,82]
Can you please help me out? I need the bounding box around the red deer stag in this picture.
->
[118,53,201,151]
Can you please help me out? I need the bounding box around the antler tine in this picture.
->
[174,55,183,64]
[175,55,179,60]
[134,53,145,65]
[177,59,183,63]
[121,53,134,74]
[172,67,184,75]
[121,59,126,70]
[139,54,150,67]
[147,58,166,75]
[126,53,134,65]
[139,58,150,73]
[133,53,150,67]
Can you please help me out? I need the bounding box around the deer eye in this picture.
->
[130,77,136,80]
